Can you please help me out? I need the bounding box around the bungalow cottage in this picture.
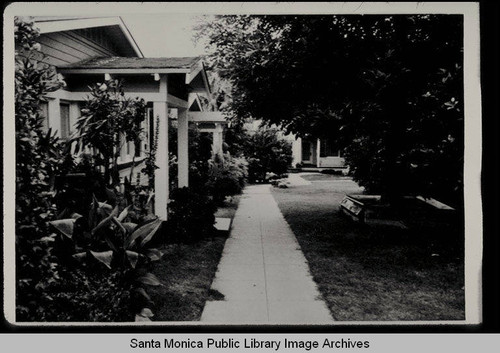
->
[243,120,346,171]
[290,136,346,170]
[22,16,227,220]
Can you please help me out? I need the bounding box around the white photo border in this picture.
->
[3,1,482,327]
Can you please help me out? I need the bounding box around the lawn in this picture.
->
[271,176,465,321]
[147,195,240,321]
[299,172,352,182]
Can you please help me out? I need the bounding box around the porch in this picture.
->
[291,136,346,169]
[53,56,225,220]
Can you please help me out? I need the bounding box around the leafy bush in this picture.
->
[168,123,213,192]
[53,153,117,218]
[74,79,147,187]
[206,153,248,204]
[49,195,164,321]
[15,16,66,321]
[164,123,221,243]
[142,114,160,187]
[14,18,161,322]
[222,120,250,156]
[122,181,156,225]
[38,269,134,322]
[166,187,217,244]
[244,126,293,183]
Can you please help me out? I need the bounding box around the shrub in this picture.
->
[49,195,164,321]
[122,181,156,225]
[53,153,116,218]
[166,187,217,244]
[15,17,66,321]
[206,153,248,204]
[74,79,147,187]
[38,268,134,322]
[14,18,158,322]
[244,126,293,183]
[142,114,160,188]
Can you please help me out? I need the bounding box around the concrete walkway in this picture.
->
[201,184,333,324]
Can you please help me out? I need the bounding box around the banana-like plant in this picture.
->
[49,195,164,321]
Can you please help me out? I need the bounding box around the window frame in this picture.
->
[59,101,71,140]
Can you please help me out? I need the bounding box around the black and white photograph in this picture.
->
[3,1,486,332]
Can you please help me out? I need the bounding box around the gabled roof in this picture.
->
[34,16,143,58]
[60,56,200,71]
[188,94,203,111]
[58,56,212,93]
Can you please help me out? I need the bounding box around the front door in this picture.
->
[301,140,316,165]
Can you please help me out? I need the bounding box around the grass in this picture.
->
[147,239,226,321]
[147,195,240,321]
[271,176,465,321]
[300,173,352,181]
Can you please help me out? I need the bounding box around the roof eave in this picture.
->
[117,17,143,58]
[35,16,143,58]
[58,68,191,74]
[185,60,212,95]
[201,61,212,95]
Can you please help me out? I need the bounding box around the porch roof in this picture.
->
[58,56,201,74]
[188,111,227,124]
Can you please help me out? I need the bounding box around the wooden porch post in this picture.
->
[153,75,169,220]
[316,138,321,168]
[177,108,189,188]
[292,136,302,167]
[212,123,224,157]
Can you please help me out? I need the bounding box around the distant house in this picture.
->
[290,136,346,169]
[243,120,345,170]
[19,16,227,219]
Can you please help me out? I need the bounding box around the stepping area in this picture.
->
[201,184,333,324]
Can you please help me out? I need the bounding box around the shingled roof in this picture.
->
[60,56,201,70]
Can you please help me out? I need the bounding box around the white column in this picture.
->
[292,136,302,167]
[153,75,169,220]
[177,108,189,188]
[47,97,61,137]
[212,123,223,157]
[316,138,321,168]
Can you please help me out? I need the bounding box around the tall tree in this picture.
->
[198,15,463,205]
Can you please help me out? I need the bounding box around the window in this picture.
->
[135,139,142,157]
[40,101,49,132]
[60,103,70,139]
[302,140,313,161]
[320,138,341,157]
[126,137,131,155]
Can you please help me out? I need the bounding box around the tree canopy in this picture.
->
[198,15,464,205]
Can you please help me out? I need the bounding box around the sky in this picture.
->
[121,14,211,58]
